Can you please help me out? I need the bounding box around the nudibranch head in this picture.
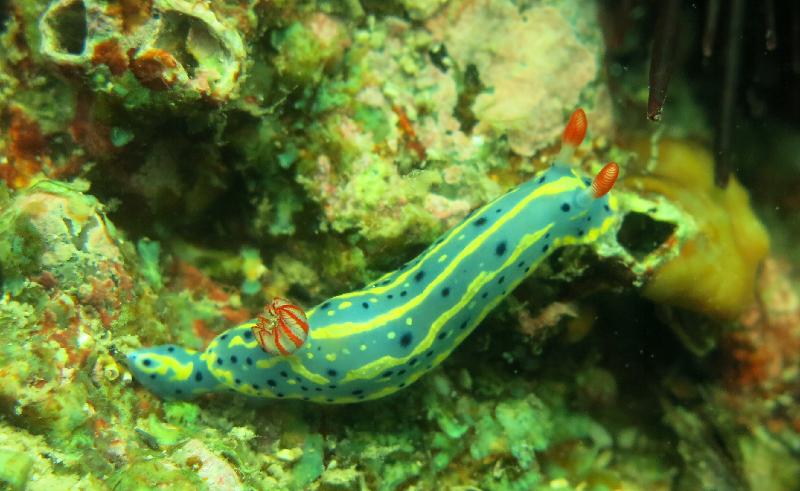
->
[252,297,309,355]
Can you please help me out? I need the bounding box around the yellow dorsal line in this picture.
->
[311,177,581,340]
[339,224,553,383]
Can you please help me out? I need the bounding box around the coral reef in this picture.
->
[1,0,798,490]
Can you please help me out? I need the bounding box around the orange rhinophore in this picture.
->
[561,108,588,148]
[253,297,309,356]
[590,162,620,198]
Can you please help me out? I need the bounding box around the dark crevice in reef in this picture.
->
[0,0,9,34]
[49,0,88,55]
[616,211,676,260]
[453,63,484,134]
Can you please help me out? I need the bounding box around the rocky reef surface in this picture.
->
[0,1,798,490]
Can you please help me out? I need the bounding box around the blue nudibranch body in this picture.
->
[128,110,620,404]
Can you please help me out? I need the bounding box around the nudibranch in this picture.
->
[127,109,621,404]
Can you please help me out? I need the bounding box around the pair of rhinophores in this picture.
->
[127,109,621,404]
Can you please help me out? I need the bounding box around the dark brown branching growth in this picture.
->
[714,0,745,188]
[647,0,681,122]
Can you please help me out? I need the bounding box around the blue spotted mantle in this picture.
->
[127,163,619,404]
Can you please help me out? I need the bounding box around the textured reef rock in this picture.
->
[1,0,798,490]
[39,0,246,102]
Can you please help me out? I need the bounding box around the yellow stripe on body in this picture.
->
[311,177,582,341]
[254,353,329,385]
[305,197,502,318]
[339,224,554,383]
[138,353,195,382]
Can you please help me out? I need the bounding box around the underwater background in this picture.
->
[0,0,799,489]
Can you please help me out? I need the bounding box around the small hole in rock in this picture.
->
[616,212,675,260]
[50,1,88,55]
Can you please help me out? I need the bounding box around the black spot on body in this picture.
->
[220,334,228,341]
[253,384,260,390]
[280,371,288,378]
[142,359,152,366]
[195,371,203,382]
[267,379,276,387]
[246,357,253,366]
[327,369,337,377]
[415,271,425,282]
[495,208,502,213]
[577,229,584,236]
[216,358,223,366]
[149,374,156,379]
[235,378,241,384]
[353,389,364,395]
[481,292,488,299]
[426,350,434,357]
[301,386,309,391]
[382,370,394,377]
[398,369,407,375]
[387,294,394,299]
[460,320,468,330]
[400,290,407,297]
[167,346,175,353]
[475,217,487,226]
[538,176,546,183]
[496,241,507,256]
[326,398,334,402]
[320,302,331,310]
[498,276,505,284]
[362,302,369,309]
[230,355,237,364]
[176,389,182,394]
[437,332,447,340]
[409,358,418,366]
[315,387,322,392]
[441,287,450,297]
[329,385,337,389]
[561,203,571,212]
[400,333,413,347]
[604,204,611,212]
[277,393,285,398]
[542,244,549,253]
[243,331,253,340]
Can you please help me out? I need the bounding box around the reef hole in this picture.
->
[0,0,9,34]
[453,63,484,134]
[48,0,88,55]
[616,212,676,260]
[154,11,225,78]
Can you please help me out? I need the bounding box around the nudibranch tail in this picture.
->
[127,345,220,400]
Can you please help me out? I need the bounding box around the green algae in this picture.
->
[0,448,34,491]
